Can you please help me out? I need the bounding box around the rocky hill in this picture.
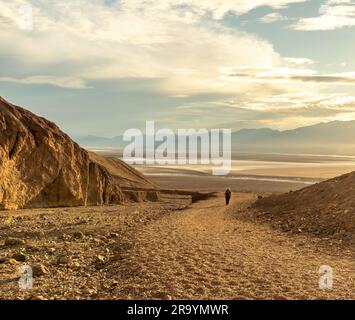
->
[0,97,159,209]
[253,171,355,245]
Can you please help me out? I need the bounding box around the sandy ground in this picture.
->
[107,194,354,300]
[0,196,190,300]
[148,175,313,193]
[0,194,353,300]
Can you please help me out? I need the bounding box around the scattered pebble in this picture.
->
[83,288,96,295]
[73,231,84,239]
[70,262,81,269]
[4,237,26,246]
[8,258,19,265]
[28,295,46,300]
[56,255,71,265]
[96,255,106,263]
[109,232,119,238]
[32,264,48,277]
[12,253,27,262]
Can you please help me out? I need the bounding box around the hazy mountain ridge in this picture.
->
[73,120,355,155]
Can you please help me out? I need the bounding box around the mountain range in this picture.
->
[72,120,355,155]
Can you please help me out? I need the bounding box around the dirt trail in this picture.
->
[112,194,354,299]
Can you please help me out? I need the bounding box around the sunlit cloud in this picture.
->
[169,92,355,130]
[0,0,355,133]
[284,57,315,66]
[293,0,355,30]
[226,67,355,86]
[260,12,289,23]
[0,0,285,94]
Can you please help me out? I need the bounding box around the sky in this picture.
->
[1,0,355,137]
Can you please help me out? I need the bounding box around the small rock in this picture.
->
[109,232,119,238]
[12,253,27,262]
[153,292,172,300]
[28,295,46,300]
[59,234,70,241]
[4,237,26,246]
[70,262,81,269]
[4,216,14,225]
[48,247,56,254]
[0,257,6,264]
[32,264,48,277]
[110,254,123,262]
[25,245,39,252]
[96,255,106,263]
[56,255,71,265]
[8,258,19,265]
[73,231,84,239]
[83,288,96,295]
[101,283,110,290]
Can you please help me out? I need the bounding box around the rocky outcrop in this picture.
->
[0,97,159,209]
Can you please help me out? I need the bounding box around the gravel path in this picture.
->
[110,194,354,299]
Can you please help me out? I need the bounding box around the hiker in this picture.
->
[224,188,232,205]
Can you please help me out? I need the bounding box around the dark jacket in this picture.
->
[225,189,231,198]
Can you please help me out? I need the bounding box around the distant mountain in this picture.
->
[234,121,355,144]
[232,120,355,154]
[72,120,355,155]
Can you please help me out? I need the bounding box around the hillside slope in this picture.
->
[0,97,159,209]
[253,171,355,245]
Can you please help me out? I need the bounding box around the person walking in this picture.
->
[224,188,232,205]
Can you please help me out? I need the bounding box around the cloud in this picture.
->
[0,76,89,89]
[289,74,355,84]
[227,67,355,86]
[0,0,354,132]
[284,57,315,65]
[1,0,342,98]
[260,12,289,23]
[293,0,355,30]
[170,92,355,130]
[122,0,310,20]
[0,0,287,93]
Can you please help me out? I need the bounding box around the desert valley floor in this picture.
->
[1,193,353,300]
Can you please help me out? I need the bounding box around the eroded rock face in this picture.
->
[0,97,158,209]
